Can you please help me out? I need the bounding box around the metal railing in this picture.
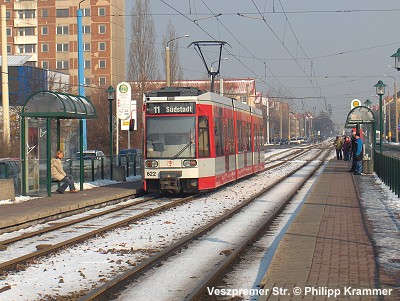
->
[374,151,400,197]
[65,154,142,182]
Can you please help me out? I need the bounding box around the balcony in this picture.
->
[14,1,37,11]
[14,35,38,45]
[14,18,37,28]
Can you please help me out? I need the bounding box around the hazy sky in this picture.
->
[125,1,400,127]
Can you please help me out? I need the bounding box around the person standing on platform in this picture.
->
[342,136,351,161]
[349,132,357,172]
[333,136,343,160]
[354,132,363,175]
[51,150,78,194]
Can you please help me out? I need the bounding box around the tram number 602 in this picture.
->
[146,171,157,177]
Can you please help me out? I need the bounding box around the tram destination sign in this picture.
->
[146,102,196,114]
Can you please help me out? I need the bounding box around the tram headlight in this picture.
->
[183,160,197,167]
[145,160,158,168]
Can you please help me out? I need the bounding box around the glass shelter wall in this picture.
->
[24,118,80,195]
[345,106,376,174]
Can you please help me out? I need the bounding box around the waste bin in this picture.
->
[113,166,126,182]
[0,178,15,201]
[362,159,373,174]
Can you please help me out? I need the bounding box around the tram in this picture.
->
[143,87,264,193]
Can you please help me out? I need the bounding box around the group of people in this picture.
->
[333,132,363,175]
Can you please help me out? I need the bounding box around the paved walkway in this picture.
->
[0,180,144,231]
[258,160,399,301]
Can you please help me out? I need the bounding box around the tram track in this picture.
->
[76,148,331,301]
[0,146,331,300]
[0,144,320,250]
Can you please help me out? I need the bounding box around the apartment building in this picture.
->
[1,0,126,93]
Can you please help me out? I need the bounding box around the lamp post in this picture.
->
[107,86,115,179]
[374,80,387,152]
[166,34,189,87]
[364,99,372,108]
[383,73,396,142]
[390,48,400,143]
[77,0,87,150]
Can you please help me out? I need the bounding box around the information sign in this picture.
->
[116,82,132,120]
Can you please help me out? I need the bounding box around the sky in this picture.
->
[125,1,400,127]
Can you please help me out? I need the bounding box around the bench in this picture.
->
[51,180,61,192]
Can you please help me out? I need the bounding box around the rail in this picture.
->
[374,151,400,197]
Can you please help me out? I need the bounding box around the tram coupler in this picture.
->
[159,171,182,193]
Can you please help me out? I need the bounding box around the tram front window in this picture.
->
[146,117,196,159]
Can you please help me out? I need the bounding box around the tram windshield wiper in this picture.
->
[172,130,193,159]
[172,140,192,159]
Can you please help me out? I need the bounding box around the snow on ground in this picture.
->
[359,175,400,277]
[0,151,319,300]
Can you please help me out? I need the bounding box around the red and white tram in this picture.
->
[143,87,264,193]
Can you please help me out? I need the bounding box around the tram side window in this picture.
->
[237,120,243,152]
[246,122,251,151]
[228,118,234,154]
[214,116,224,156]
[198,116,210,157]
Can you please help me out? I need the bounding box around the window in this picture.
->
[56,43,69,52]
[198,116,210,157]
[42,9,48,17]
[98,42,106,51]
[56,9,69,18]
[98,7,106,16]
[56,26,69,35]
[84,60,90,69]
[82,26,91,34]
[41,26,48,35]
[18,28,35,36]
[56,60,69,70]
[18,44,36,53]
[84,78,91,86]
[7,45,11,54]
[18,10,36,18]
[83,8,90,16]
[214,117,224,156]
[99,60,106,68]
[99,77,106,86]
[6,28,12,36]
[6,11,11,20]
[41,43,49,52]
[83,43,91,52]
[42,61,49,69]
[98,25,106,34]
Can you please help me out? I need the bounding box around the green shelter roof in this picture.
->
[21,91,97,119]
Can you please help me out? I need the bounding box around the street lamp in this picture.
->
[374,80,387,152]
[390,49,400,143]
[107,86,115,179]
[383,73,396,142]
[166,34,190,87]
[364,99,372,108]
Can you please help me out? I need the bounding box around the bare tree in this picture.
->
[127,0,159,89]
[161,20,184,85]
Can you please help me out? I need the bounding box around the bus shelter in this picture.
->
[20,91,97,196]
[344,105,375,174]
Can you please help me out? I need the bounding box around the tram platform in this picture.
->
[258,159,399,301]
[0,180,144,231]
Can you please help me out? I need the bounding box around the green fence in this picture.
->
[374,152,400,197]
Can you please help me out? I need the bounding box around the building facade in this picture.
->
[1,0,125,92]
